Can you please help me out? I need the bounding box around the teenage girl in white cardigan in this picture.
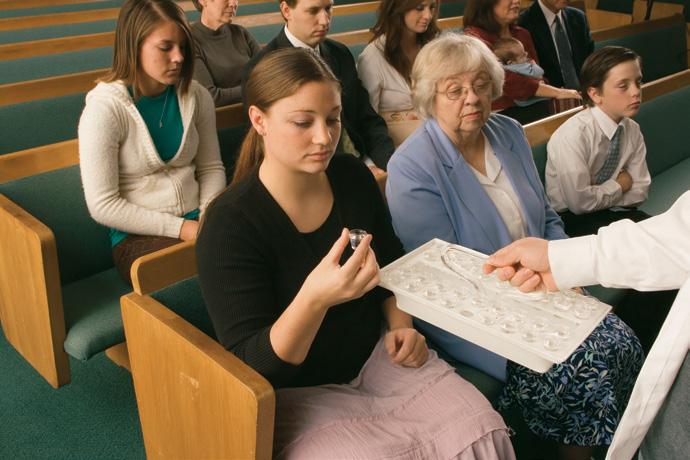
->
[78,0,226,284]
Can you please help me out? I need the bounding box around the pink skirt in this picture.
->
[274,338,515,459]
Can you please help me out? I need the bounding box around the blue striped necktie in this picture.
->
[595,125,623,184]
[554,16,580,90]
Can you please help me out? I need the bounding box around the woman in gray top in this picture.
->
[191,0,261,106]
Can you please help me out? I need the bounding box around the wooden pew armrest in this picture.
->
[122,293,275,460]
[0,194,69,387]
[130,240,197,296]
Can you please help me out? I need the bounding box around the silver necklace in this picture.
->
[159,87,170,128]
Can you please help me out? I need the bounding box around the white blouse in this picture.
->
[468,136,528,241]
[356,36,414,113]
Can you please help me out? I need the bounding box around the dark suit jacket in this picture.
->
[241,29,395,169]
[518,3,594,88]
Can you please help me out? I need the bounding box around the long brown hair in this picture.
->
[231,48,341,185]
[463,0,503,34]
[370,0,440,82]
[102,0,195,95]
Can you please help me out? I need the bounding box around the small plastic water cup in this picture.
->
[349,229,368,249]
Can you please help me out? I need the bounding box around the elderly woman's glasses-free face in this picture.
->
[436,79,492,101]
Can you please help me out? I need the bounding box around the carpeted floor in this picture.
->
[0,330,145,459]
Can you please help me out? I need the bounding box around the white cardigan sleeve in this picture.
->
[78,95,185,239]
[192,85,226,212]
[356,44,384,113]
[549,191,690,291]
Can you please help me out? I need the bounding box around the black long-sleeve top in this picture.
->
[196,156,404,388]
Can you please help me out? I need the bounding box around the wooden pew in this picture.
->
[0,14,460,106]
[0,0,380,59]
[524,69,690,147]
[0,0,285,30]
[0,0,108,11]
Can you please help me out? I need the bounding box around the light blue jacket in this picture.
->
[386,114,567,381]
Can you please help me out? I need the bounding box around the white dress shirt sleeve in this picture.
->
[619,123,651,207]
[549,191,690,291]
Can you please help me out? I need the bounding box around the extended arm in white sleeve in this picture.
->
[78,97,185,239]
[549,191,690,290]
[548,127,623,214]
[193,87,226,212]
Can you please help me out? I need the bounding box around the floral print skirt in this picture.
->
[497,313,644,446]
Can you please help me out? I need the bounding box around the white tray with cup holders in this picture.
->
[379,239,611,373]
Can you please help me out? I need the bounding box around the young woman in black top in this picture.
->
[196,47,513,459]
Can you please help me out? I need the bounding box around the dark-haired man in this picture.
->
[242,0,395,172]
[518,0,594,89]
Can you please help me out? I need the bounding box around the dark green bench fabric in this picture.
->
[0,93,85,154]
[595,20,688,82]
[151,277,216,338]
[596,0,634,14]
[1,47,113,85]
[0,166,130,361]
[637,85,690,215]
[640,352,690,459]
[0,0,124,19]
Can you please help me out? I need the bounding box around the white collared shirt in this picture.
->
[545,106,651,214]
[283,26,321,55]
[468,135,528,241]
[547,191,690,460]
[537,0,572,62]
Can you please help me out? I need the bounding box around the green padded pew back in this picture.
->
[636,85,690,176]
[2,3,467,84]
[595,20,688,82]
[0,93,85,154]
[218,123,248,182]
[1,47,112,85]
[0,0,124,19]
[0,165,113,286]
[596,0,634,13]
[151,277,216,338]
[531,143,548,186]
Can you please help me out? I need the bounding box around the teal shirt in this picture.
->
[134,84,183,161]
[110,85,190,247]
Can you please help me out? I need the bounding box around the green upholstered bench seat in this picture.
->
[62,268,130,360]
[0,166,124,361]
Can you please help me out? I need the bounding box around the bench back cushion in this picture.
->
[595,20,688,82]
[0,93,85,154]
[636,84,690,176]
[151,277,216,338]
[0,165,113,285]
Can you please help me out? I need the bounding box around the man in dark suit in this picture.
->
[242,0,395,172]
[518,0,595,89]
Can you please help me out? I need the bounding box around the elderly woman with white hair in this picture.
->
[386,33,644,460]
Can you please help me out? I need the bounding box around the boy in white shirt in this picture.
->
[546,46,651,237]
[546,46,673,353]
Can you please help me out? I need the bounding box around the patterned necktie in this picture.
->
[553,16,580,90]
[595,125,623,185]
